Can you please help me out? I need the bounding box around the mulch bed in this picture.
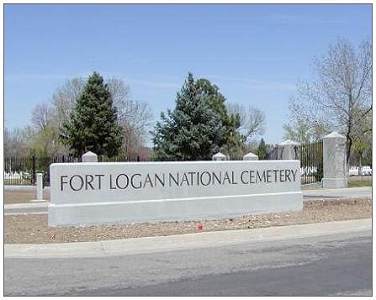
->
[4,198,372,244]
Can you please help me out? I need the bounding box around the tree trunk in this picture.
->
[346,136,352,165]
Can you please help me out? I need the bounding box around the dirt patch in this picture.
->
[4,190,50,204]
[4,198,372,244]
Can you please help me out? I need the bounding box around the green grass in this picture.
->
[348,180,372,188]
[4,179,32,185]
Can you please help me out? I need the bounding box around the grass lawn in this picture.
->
[4,179,32,185]
[348,180,372,188]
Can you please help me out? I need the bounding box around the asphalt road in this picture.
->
[4,228,372,296]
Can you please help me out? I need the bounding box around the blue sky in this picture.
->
[4,4,372,144]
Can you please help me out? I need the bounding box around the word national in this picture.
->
[60,169,298,192]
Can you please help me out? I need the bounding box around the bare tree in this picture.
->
[287,39,372,162]
[52,78,85,128]
[227,103,266,142]
[31,103,54,131]
[283,113,329,144]
[107,78,153,136]
[4,127,30,157]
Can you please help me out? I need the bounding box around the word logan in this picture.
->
[60,169,299,192]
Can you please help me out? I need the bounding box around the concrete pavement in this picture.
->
[303,186,372,200]
[4,219,372,296]
[5,218,371,258]
[4,202,48,215]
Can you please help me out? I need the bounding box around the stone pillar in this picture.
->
[278,140,300,160]
[243,152,258,160]
[36,172,43,201]
[82,151,98,162]
[212,152,226,161]
[322,132,348,188]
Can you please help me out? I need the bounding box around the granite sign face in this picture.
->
[49,160,303,226]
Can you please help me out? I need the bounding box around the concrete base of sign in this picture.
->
[322,178,348,189]
[48,191,302,226]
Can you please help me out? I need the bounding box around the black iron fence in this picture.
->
[266,145,279,160]
[5,146,323,186]
[4,155,78,186]
[4,154,147,186]
[299,141,323,185]
[264,141,323,185]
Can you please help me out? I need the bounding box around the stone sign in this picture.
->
[49,160,303,226]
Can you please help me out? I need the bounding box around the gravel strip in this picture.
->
[4,198,372,244]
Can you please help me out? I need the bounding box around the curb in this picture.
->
[4,202,48,209]
[4,219,371,259]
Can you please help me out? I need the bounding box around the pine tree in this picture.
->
[194,78,243,159]
[60,72,123,158]
[256,138,267,160]
[152,73,229,160]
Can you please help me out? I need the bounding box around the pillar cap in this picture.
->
[243,152,259,160]
[323,131,346,139]
[82,151,98,162]
[212,152,226,161]
[279,139,300,146]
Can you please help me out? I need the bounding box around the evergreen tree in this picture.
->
[60,72,123,158]
[194,78,244,159]
[152,73,232,160]
[256,138,267,160]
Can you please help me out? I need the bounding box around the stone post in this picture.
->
[212,152,226,161]
[243,152,258,160]
[36,172,43,201]
[322,132,348,188]
[82,151,98,162]
[278,140,300,160]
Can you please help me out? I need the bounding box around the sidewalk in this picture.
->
[4,219,371,259]
[303,187,372,200]
[4,185,50,191]
[4,202,48,215]
[5,202,48,209]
